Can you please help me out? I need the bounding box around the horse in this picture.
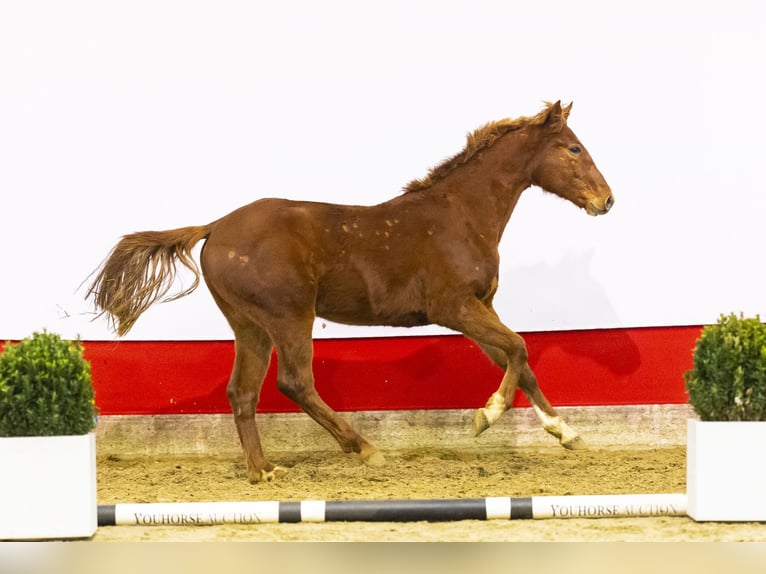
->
[86,101,614,483]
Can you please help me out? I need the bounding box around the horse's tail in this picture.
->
[85,225,212,336]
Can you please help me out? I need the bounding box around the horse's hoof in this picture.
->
[561,436,587,451]
[362,449,386,467]
[473,409,490,437]
[249,465,289,483]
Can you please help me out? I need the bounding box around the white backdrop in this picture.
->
[1,0,764,341]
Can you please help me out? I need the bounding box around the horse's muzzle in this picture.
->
[587,195,614,216]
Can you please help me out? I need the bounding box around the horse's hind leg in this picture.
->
[228,327,289,483]
[474,342,585,450]
[272,321,385,467]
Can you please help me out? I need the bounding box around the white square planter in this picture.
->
[687,419,766,522]
[0,433,97,539]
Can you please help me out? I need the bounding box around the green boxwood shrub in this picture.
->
[0,331,97,436]
[685,313,766,421]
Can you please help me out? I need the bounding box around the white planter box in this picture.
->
[687,419,766,522]
[0,433,97,539]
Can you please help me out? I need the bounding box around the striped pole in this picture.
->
[98,493,686,526]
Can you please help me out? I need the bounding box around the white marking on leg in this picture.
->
[532,405,579,445]
[481,392,506,426]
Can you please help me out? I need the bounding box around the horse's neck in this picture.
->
[428,132,536,238]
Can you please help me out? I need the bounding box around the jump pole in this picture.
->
[97,493,686,526]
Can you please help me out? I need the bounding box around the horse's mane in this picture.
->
[403,102,556,193]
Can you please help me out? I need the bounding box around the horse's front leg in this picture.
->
[440,298,527,436]
[518,364,585,450]
[471,341,523,437]
[474,341,585,449]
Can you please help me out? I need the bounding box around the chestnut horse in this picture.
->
[87,101,613,483]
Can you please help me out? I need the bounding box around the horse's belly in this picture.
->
[315,277,429,328]
[319,308,429,328]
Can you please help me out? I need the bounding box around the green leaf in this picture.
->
[685,313,766,421]
[0,330,97,436]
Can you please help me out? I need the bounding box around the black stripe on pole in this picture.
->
[98,505,116,526]
[96,493,687,526]
[325,499,487,522]
[278,501,302,523]
[511,497,533,519]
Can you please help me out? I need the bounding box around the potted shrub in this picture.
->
[684,313,766,521]
[0,331,98,539]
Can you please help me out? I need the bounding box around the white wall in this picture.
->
[1,0,764,341]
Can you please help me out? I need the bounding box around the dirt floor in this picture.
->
[93,445,766,541]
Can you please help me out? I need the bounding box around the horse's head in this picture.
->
[530,101,614,216]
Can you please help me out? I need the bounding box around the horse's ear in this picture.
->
[546,100,565,133]
[562,102,573,120]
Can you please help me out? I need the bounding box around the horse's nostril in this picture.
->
[604,195,614,211]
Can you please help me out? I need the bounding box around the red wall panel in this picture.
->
[80,326,701,415]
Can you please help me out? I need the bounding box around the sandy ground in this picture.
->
[92,445,766,541]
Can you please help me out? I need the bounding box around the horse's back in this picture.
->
[200,195,437,326]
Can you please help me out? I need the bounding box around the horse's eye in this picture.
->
[569,145,581,154]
